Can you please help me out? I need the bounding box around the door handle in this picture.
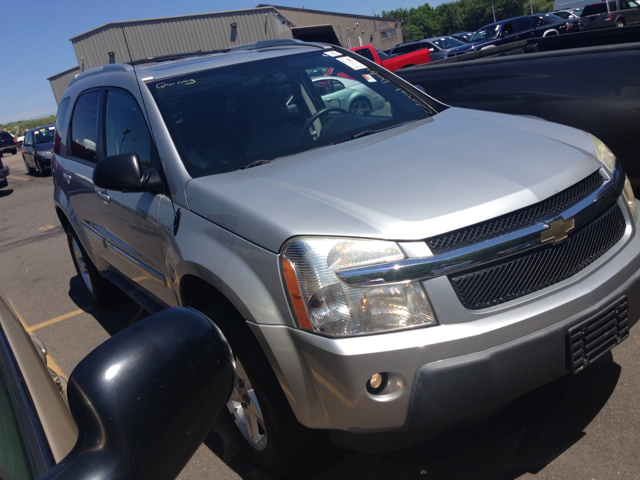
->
[96,188,110,204]
[62,172,72,184]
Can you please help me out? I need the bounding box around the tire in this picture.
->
[36,158,48,177]
[23,155,35,175]
[193,301,327,477]
[616,19,625,27]
[349,97,372,116]
[66,227,117,305]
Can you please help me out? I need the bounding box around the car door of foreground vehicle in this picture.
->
[58,87,175,307]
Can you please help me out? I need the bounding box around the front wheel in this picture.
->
[195,301,328,477]
[23,155,35,175]
[349,97,372,116]
[616,19,625,27]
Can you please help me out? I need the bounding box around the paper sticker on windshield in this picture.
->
[49,127,55,130]
[337,56,367,70]
[495,25,500,31]
[323,51,341,57]
[362,74,377,83]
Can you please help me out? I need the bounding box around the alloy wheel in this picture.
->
[71,237,94,294]
[227,357,267,451]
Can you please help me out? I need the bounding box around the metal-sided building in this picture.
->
[47,5,403,103]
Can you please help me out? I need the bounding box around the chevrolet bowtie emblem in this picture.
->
[541,217,575,244]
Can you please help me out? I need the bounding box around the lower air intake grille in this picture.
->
[568,297,628,373]
[449,202,626,310]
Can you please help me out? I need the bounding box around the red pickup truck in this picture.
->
[349,44,430,71]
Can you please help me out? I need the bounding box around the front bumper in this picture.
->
[249,198,640,451]
[0,165,9,180]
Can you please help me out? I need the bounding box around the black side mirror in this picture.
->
[39,307,234,480]
[93,152,163,193]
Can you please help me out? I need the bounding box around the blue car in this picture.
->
[446,16,538,57]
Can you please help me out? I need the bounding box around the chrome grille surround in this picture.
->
[336,161,628,308]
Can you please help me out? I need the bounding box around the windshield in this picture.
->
[32,126,55,144]
[148,49,435,178]
[431,37,465,49]
[470,24,501,42]
[374,48,391,60]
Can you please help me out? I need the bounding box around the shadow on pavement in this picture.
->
[206,353,620,480]
[0,188,14,197]
[67,276,149,336]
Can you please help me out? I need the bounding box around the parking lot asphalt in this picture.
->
[0,149,638,479]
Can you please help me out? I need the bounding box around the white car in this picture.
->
[313,76,386,115]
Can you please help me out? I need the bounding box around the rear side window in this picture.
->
[515,18,532,30]
[54,98,71,156]
[104,90,155,169]
[609,1,618,10]
[70,91,100,163]
[354,48,375,62]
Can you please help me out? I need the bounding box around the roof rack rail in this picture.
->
[128,39,325,68]
[129,48,231,67]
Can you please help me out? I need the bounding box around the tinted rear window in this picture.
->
[0,132,12,140]
[583,3,608,15]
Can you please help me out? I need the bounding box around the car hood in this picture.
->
[186,108,601,253]
[34,141,54,152]
[448,41,490,55]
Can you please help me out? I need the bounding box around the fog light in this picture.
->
[366,372,388,395]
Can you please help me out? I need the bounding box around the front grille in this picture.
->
[427,171,604,255]
[568,297,628,373]
[449,202,626,309]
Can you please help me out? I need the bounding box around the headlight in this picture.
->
[37,150,53,159]
[590,134,637,222]
[282,237,437,337]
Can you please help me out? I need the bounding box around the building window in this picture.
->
[381,29,397,40]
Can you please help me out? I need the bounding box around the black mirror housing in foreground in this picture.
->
[93,152,163,193]
[40,307,234,480]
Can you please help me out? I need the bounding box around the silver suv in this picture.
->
[52,40,640,476]
[580,0,640,29]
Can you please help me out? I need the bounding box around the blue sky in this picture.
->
[0,0,437,125]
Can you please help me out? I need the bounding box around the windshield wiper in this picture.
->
[330,123,411,146]
[239,159,273,170]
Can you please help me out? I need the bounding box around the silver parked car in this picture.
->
[52,39,640,477]
[580,0,640,29]
[311,76,386,115]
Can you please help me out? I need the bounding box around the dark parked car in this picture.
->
[0,156,9,188]
[450,31,475,42]
[529,12,574,34]
[0,293,233,480]
[22,124,55,176]
[580,0,640,29]
[389,36,467,61]
[447,17,539,56]
[0,131,18,156]
[553,9,583,31]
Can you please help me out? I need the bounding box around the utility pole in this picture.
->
[530,0,534,14]
[491,0,496,22]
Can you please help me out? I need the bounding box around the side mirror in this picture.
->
[93,152,163,193]
[39,307,234,480]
